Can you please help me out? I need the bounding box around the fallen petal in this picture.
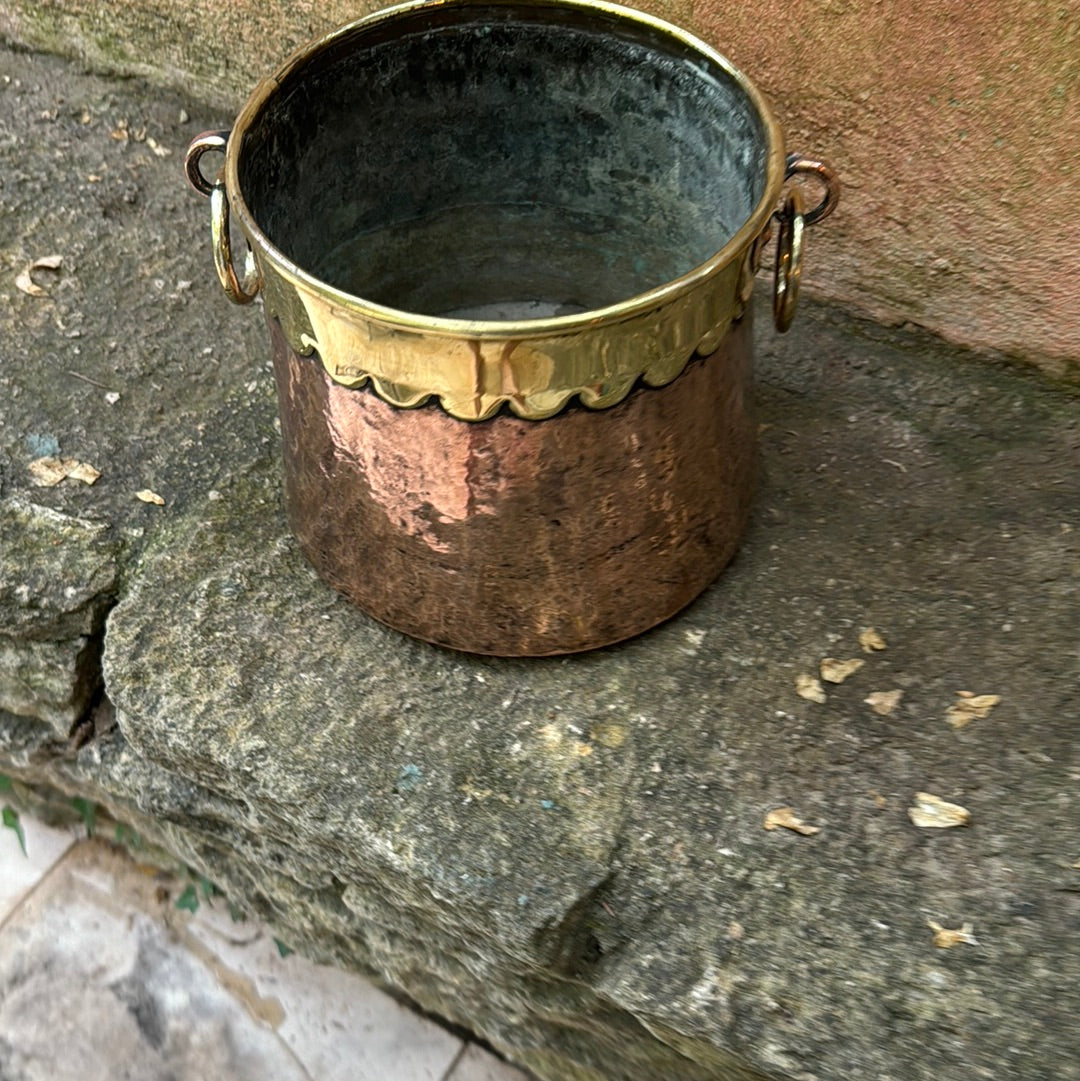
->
[946,692,1001,729]
[864,689,903,716]
[959,693,1001,710]
[15,268,46,297]
[27,457,67,486]
[764,807,821,835]
[927,920,978,948]
[795,673,827,704]
[64,460,100,485]
[821,657,865,684]
[27,456,99,486]
[15,255,63,297]
[136,488,166,506]
[908,792,971,829]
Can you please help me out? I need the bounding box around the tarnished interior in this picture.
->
[238,2,768,319]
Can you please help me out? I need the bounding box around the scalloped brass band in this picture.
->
[258,253,747,421]
[192,0,839,421]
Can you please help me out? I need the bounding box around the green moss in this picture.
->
[91,30,133,65]
[9,5,63,50]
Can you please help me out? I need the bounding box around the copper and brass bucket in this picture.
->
[185,0,838,655]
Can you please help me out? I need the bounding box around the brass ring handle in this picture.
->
[185,130,230,196]
[784,154,840,226]
[186,130,259,303]
[773,185,804,333]
[210,178,261,305]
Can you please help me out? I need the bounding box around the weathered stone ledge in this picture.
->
[2,47,1078,1081]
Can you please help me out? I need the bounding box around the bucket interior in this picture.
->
[238,2,770,320]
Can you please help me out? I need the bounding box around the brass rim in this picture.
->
[223,0,787,343]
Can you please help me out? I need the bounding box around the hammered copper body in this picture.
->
[184,0,838,655]
[270,315,755,655]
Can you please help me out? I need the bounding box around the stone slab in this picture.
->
[0,49,273,537]
[0,496,120,731]
[93,327,1080,1081]
[0,632,97,733]
[0,496,118,642]
[0,42,1078,1081]
[0,48,270,738]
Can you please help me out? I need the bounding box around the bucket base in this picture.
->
[270,315,756,655]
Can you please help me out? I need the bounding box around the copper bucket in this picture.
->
[185,0,838,655]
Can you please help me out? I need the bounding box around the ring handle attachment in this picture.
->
[186,130,261,305]
[185,130,230,196]
[784,154,840,227]
[771,154,839,331]
[773,185,804,333]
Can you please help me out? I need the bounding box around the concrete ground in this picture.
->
[0,809,530,1081]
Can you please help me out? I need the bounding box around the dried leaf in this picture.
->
[864,689,904,716]
[946,691,1001,729]
[146,137,171,158]
[859,627,888,653]
[15,255,63,297]
[927,920,978,948]
[795,673,827,704]
[908,792,971,829]
[821,657,865,684]
[764,807,821,836]
[28,456,100,487]
[136,488,165,506]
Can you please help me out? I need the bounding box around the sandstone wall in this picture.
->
[2,0,1076,376]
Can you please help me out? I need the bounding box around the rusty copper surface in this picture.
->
[269,313,756,655]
